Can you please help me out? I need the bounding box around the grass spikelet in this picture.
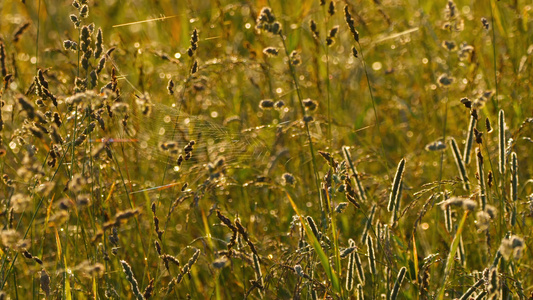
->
[498,109,506,174]
[40,269,50,297]
[344,6,359,42]
[476,148,487,210]
[487,267,499,298]
[309,20,319,38]
[366,235,376,275]
[390,266,407,300]
[121,260,144,300]
[346,239,356,291]
[388,158,405,212]
[463,115,477,165]
[485,117,493,133]
[306,216,320,240]
[458,278,484,300]
[356,283,364,300]
[143,279,154,299]
[354,246,365,285]
[449,137,470,191]
[252,253,264,297]
[0,42,6,77]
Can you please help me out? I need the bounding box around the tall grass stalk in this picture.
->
[437,211,470,300]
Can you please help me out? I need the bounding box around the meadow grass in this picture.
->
[0,0,532,298]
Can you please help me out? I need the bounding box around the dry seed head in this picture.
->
[344,6,359,42]
[302,98,318,111]
[328,1,335,16]
[79,4,89,18]
[259,99,275,109]
[335,202,348,213]
[328,26,339,39]
[262,47,279,57]
[212,256,230,269]
[425,140,446,151]
[458,43,474,61]
[475,210,491,231]
[13,22,31,43]
[274,100,285,109]
[460,97,472,109]
[289,50,301,66]
[303,115,314,123]
[352,46,358,58]
[445,0,457,20]
[437,74,454,87]
[69,14,80,28]
[442,40,457,51]
[191,60,198,74]
[96,56,106,73]
[143,279,154,299]
[485,117,493,133]
[12,194,31,213]
[481,17,489,30]
[95,28,104,58]
[309,20,319,38]
[167,79,174,95]
[474,128,483,144]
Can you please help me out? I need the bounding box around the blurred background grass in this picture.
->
[0,0,532,298]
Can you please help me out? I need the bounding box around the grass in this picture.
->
[0,0,532,299]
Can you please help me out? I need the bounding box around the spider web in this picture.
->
[98,101,272,185]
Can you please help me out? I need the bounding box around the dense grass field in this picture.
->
[0,0,532,298]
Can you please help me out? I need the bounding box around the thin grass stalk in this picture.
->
[489,0,499,110]
[389,267,406,300]
[498,109,506,175]
[437,211,469,300]
[322,5,332,147]
[510,152,518,226]
[463,116,477,165]
[510,152,518,202]
[449,137,470,191]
